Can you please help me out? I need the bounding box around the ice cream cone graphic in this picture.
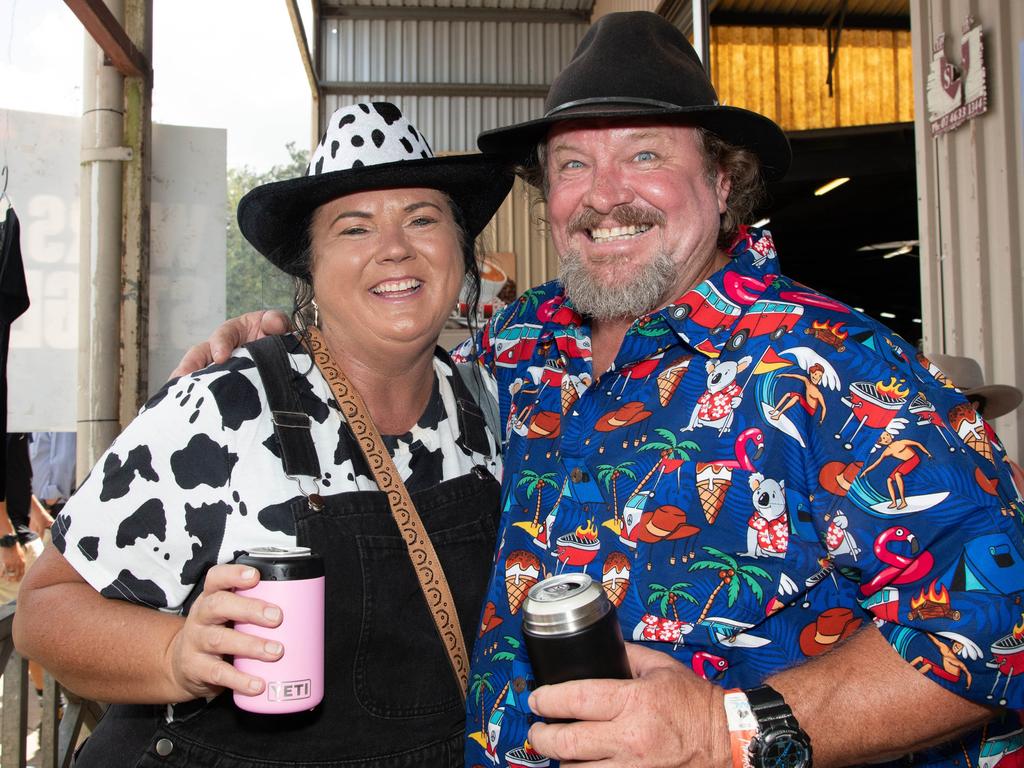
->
[504,550,540,614]
[656,360,690,407]
[694,463,732,524]
[949,404,994,464]
[602,551,632,607]
[561,377,580,414]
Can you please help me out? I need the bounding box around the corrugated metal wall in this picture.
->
[910,0,1024,459]
[319,17,586,151]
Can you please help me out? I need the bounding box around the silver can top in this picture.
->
[522,573,611,636]
[243,546,312,560]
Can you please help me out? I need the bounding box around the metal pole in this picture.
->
[692,0,711,79]
[77,0,125,473]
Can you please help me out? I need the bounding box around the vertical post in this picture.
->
[1,654,28,768]
[691,0,711,79]
[120,0,153,425]
[77,0,126,472]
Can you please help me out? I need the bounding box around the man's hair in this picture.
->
[516,121,766,250]
[809,363,825,376]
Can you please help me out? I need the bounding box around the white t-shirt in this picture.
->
[53,341,502,613]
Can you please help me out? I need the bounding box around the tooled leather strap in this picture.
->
[305,326,469,698]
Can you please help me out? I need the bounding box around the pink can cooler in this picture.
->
[232,546,325,714]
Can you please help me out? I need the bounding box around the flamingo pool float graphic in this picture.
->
[859,526,934,597]
[691,651,730,680]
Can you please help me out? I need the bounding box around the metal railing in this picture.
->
[0,603,104,768]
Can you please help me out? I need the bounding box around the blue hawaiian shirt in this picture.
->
[456,227,1024,768]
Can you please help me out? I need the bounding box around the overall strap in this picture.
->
[245,335,321,479]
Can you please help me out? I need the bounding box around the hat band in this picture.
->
[545,96,717,119]
[814,629,842,646]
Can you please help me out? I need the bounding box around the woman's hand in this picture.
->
[167,563,285,700]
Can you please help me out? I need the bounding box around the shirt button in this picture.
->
[570,467,585,483]
[155,738,174,756]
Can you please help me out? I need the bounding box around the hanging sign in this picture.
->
[926,16,988,136]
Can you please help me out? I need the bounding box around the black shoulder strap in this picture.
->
[245,335,321,479]
[454,359,500,444]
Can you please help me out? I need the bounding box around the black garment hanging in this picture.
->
[0,206,30,501]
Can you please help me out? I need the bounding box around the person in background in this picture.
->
[925,352,1024,498]
[28,431,77,538]
[14,102,512,768]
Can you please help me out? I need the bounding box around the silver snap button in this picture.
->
[155,738,173,756]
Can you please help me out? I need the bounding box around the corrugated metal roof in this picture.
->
[319,0,595,13]
[711,0,907,15]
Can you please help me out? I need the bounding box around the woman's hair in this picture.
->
[278,195,483,342]
[514,121,766,250]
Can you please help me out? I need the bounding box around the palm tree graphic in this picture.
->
[597,460,638,533]
[689,546,772,625]
[468,671,495,745]
[647,581,698,621]
[511,470,559,539]
[628,428,700,498]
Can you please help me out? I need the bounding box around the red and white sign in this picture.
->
[926,17,988,137]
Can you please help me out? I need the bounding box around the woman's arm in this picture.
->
[13,546,285,704]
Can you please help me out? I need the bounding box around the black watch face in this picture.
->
[759,734,810,768]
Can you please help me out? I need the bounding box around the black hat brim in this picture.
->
[478,102,792,182]
[238,154,514,275]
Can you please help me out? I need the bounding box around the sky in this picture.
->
[1,0,312,171]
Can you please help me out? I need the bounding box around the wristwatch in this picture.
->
[744,685,813,768]
[0,534,19,548]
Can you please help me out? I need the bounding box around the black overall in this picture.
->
[75,338,499,768]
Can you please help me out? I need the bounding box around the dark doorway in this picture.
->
[758,123,921,345]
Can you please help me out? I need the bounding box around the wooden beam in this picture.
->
[320,5,589,24]
[64,0,150,79]
[322,81,549,99]
[286,0,320,103]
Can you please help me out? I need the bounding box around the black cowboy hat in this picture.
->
[238,102,514,274]
[477,11,791,181]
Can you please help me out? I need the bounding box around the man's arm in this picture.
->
[527,626,996,767]
[170,310,290,378]
[0,499,27,582]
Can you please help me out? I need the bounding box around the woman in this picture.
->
[13,102,513,767]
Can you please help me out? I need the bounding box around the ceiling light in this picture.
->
[879,312,896,319]
[752,217,770,228]
[814,177,850,196]
[912,318,922,324]
[853,307,865,312]
[883,245,914,259]
[858,239,920,252]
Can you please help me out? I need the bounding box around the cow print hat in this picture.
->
[238,102,514,275]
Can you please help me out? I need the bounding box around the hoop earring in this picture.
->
[311,298,320,328]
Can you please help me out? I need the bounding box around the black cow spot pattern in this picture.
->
[400,137,413,154]
[207,370,261,430]
[78,536,99,561]
[358,104,370,113]
[331,140,340,158]
[373,102,402,125]
[100,445,159,501]
[352,159,364,168]
[257,499,298,536]
[170,434,238,490]
[371,129,385,149]
[181,501,230,585]
[351,135,364,147]
[339,113,356,128]
[315,156,325,175]
[116,498,167,548]
[145,377,177,411]
[102,569,168,609]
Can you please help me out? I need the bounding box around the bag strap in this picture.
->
[304,326,469,699]
[245,335,321,479]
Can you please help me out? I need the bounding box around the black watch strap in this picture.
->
[745,685,813,768]
[745,685,801,730]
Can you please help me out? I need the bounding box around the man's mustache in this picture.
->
[566,205,666,237]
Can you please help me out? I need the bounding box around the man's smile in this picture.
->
[588,224,654,243]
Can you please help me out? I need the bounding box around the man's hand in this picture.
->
[170,310,291,378]
[166,563,285,701]
[1,542,26,582]
[527,643,731,767]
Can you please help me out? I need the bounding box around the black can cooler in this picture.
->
[521,573,631,686]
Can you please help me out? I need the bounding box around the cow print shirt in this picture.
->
[52,339,502,613]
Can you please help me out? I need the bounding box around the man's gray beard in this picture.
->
[560,247,679,321]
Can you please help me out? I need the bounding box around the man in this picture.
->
[860,429,933,510]
[179,13,1023,768]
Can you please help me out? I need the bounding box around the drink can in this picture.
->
[232,546,325,714]
[521,573,631,687]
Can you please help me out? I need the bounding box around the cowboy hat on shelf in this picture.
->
[477,11,791,181]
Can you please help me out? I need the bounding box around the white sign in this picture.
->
[4,109,226,431]
[926,17,988,136]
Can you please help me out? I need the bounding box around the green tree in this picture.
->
[597,460,638,527]
[518,469,558,528]
[225,142,309,318]
[647,581,698,621]
[468,671,495,734]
